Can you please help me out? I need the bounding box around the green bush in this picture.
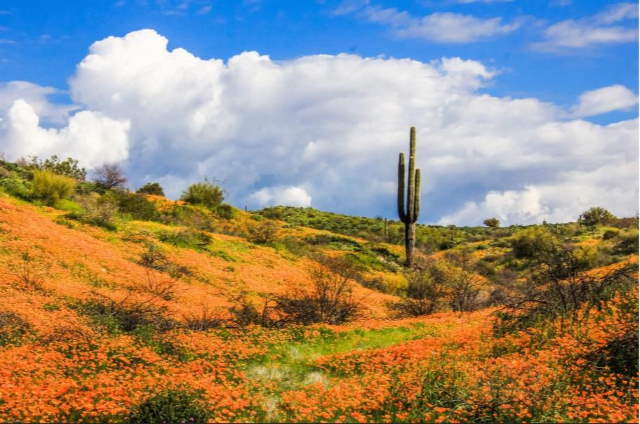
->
[0,174,32,199]
[602,228,620,240]
[111,190,160,221]
[509,227,559,259]
[614,229,639,255]
[180,181,224,211]
[25,155,86,180]
[126,388,211,424]
[159,204,215,231]
[31,170,76,206]
[216,203,235,219]
[136,182,164,196]
[578,207,616,228]
[158,229,211,251]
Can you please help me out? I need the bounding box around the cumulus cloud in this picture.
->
[336,2,520,43]
[0,99,129,168]
[572,85,638,118]
[0,29,637,224]
[249,186,312,208]
[532,2,638,51]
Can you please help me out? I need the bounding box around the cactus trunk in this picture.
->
[397,127,421,267]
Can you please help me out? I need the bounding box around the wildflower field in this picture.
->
[0,179,637,423]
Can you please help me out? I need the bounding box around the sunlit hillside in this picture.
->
[0,158,637,423]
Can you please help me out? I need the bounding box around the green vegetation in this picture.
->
[31,170,76,206]
[126,388,211,424]
[136,182,164,196]
[181,181,224,210]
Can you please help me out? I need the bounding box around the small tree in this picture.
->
[26,155,86,180]
[180,181,224,211]
[578,207,616,228]
[483,217,500,228]
[136,182,164,196]
[93,164,127,190]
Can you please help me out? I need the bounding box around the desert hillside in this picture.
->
[0,157,637,423]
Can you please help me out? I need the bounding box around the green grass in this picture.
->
[244,323,438,390]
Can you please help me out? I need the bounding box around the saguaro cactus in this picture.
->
[397,127,421,267]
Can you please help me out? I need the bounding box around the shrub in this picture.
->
[10,251,49,292]
[494,244,636,335]
[159,204,215,231]
[126,388,211,424]
[25,155,86,180]
[247,220,279,244]
[136,182,164,196]
[509,227,559,260]
[93,163,127,190]
[602,228,620,240]
[272,266,362,325]
[180,181,224,211]
[392,261,448,317]
[182,307,226,331]
[614,229,638,255]
[79,292,176,334]
[31,170,76,206]
[0,174,32,199]
[0,311,31,346]
[216,203,235,219]
[70,194,119,230]
[483,217,500,228]
[587,325,638,376]
[138,243,191,280]
[111,190,160,221]
[158,229,211,251]
[578,207,616,228]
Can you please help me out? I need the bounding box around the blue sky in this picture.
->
[0,0,637,224]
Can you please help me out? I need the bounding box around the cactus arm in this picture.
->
[398,152,407,222]
[412,168,421,223]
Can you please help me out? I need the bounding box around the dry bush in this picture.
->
[72,193,119,230]
[138,243,192,281]
[0,311,31,346]
[494,244,636,335]
[390,258,448,317]
[42,325,95,345]
[138,271,178,301]
[80,291,177,333]
[226,266,362,327]
[273,266,362,325]
[247,220,280,244]
[10,251,49,292]
[182,306,228,331]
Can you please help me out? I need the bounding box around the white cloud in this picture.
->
[572,85,638,118]
[249,186,312,208]
[439,157,638,225]
[361,5,520,43]
[0,99,129,167]
[533,2,638,51]
[0,29,637,225]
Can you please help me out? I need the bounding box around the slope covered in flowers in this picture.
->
[0,193,637,423]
